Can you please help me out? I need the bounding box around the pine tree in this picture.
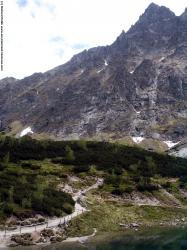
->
[65,146,75,161]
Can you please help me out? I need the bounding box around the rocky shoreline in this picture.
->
[9,227,67,247]
[7,219,187,248]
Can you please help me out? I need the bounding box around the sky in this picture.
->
[0,0,187,80]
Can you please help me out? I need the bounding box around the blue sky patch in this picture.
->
[17,0,28,7]
[50,36,64,43]
[72,43,89,50]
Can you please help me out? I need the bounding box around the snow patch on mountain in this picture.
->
[104,60,108,66]
[132,137,145,143]
[20,127,34,137]
[164,141,180,149]
[97,68,104,73]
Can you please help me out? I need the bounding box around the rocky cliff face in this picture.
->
[0,3,187,141]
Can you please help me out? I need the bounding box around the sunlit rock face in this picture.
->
[0,3,186,141]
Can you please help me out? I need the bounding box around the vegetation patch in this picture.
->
[67,194,187,237]
[0,134,186,226]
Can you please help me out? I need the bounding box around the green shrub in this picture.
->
[51,157,64,164]
[62,203,73,214]
[137,177,159,192]
[21,162,41,170]
[65,146,75,162]
[162,181,172,189]
[3,203,13,215]
[73,165,90,173]
[124,186,134,193]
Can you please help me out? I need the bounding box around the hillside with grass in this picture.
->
[0,134,187,226]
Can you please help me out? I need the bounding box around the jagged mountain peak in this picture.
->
[129,2,176,34]
[132,3,176,31]
[180,7,187,20]
[0,4,186,142]
[112,4,178,55]
[146,2,160,9]
[143,2,175,18]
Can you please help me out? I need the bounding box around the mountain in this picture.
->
[0,3,187,142]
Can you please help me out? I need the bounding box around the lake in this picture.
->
[6,226,187,250]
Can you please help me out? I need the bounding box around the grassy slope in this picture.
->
[67,191,187,237]
[0,135,187,234]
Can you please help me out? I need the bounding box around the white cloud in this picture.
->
[1,0,186,80]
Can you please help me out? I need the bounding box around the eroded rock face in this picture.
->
[0,3,187,141]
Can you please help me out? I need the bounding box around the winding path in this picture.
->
[0,178,103,247]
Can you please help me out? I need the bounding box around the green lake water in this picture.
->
[7,227,187,250]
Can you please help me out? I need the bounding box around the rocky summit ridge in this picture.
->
[0,3,187,141]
